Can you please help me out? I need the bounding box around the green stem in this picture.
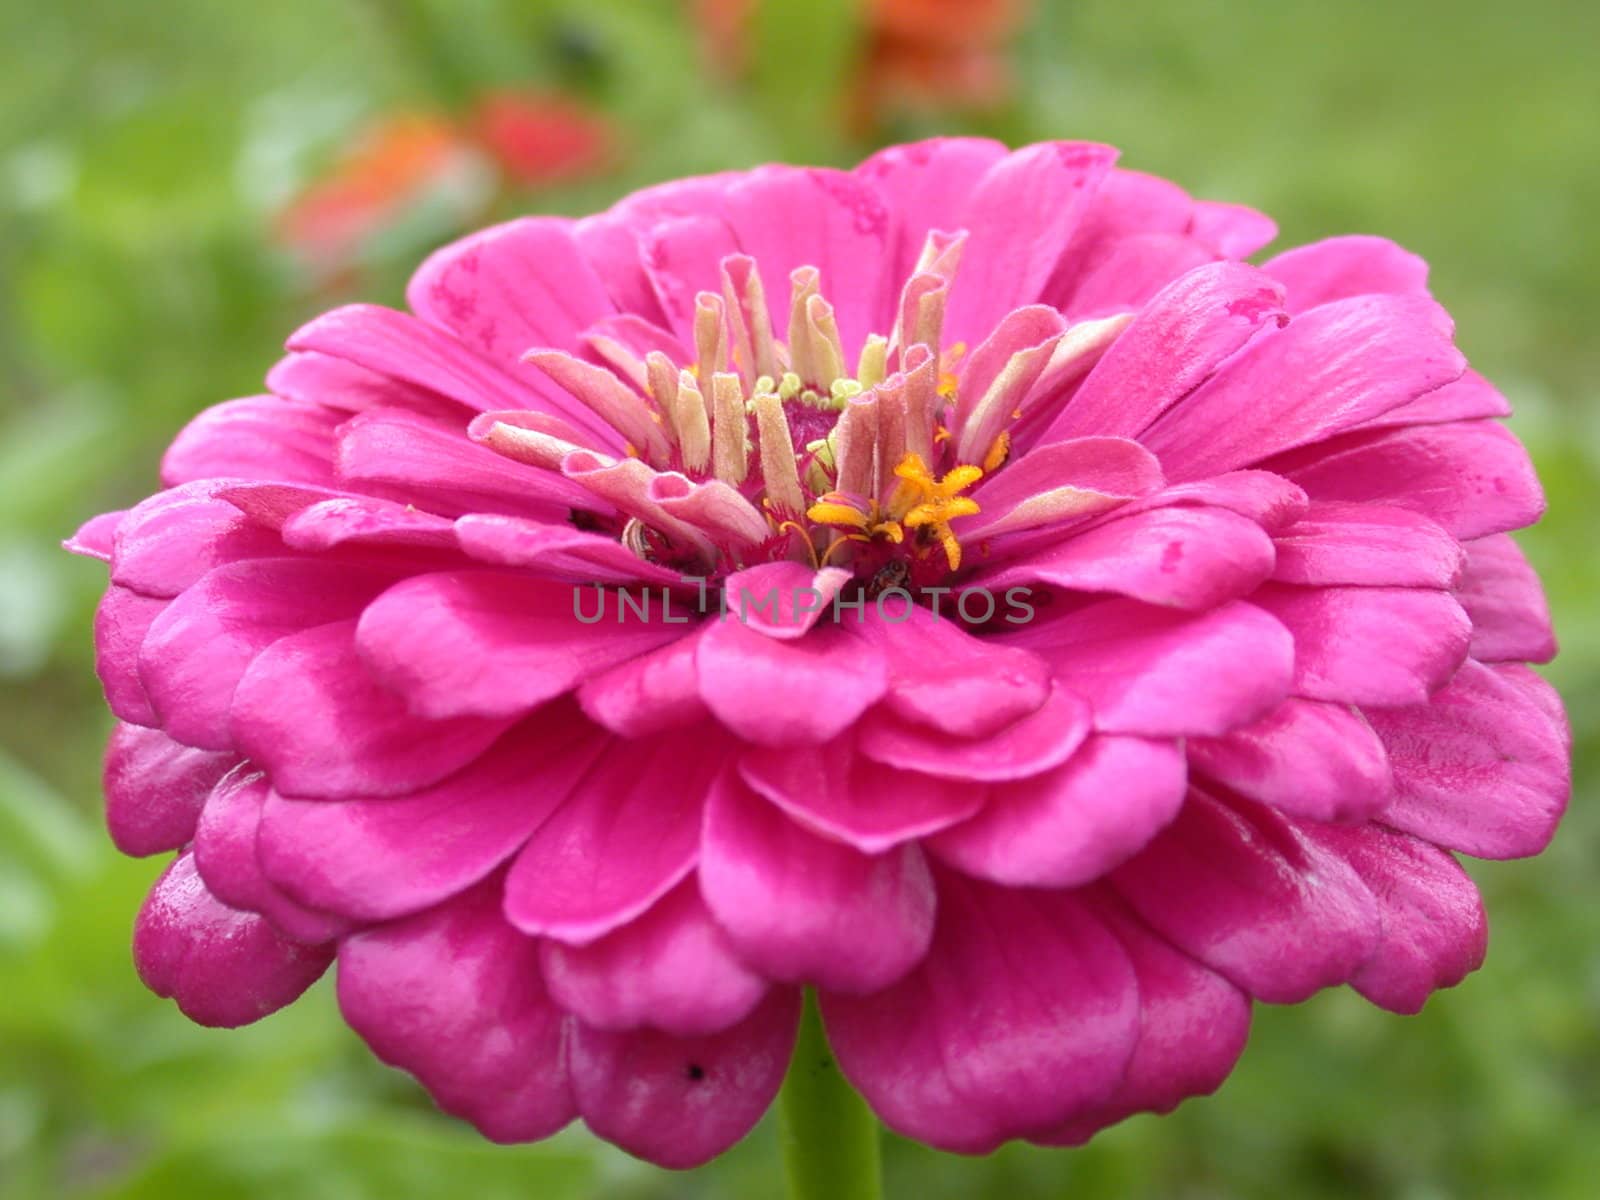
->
[778,990,883,1200]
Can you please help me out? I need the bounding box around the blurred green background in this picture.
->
[2,0,1596,1196]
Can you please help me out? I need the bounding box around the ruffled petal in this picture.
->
[856,682,1091,782]
[110,485,283,598]
[1270,502,1464,588]
[103,723,238,856]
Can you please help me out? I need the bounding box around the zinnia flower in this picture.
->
[72,138,1569,1169]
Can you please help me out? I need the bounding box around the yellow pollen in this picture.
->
[887,453,983,571]
[982,430,1011,473]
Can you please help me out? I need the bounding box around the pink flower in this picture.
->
[71,138,1569,1166]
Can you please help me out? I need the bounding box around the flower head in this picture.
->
[73,138,1570,1167]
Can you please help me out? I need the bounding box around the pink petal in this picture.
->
[570,987,799,1170]
[1455,534,1556,663]
[638,215,740,339]
[160,396,341,488]
[1061,232,1219,318]
[280,496,457,553]
[1370,660,1569,859]
[454,512,683,587]
[1262,235,1430,312]
[140,558,400,751]
[541,880,769,1036]
[1113,470,1308,534]
[336,882,574,1142]
[503,729,728,944]
[1189,200,1278,257]
[103,723,237,856]
[111,485,283,597]
[700,771,936,992]
[93,586,166,726]
[577,631,711,736]
[65,509,124,561]
[1251,583,1470,707]
[1365,368,1511,431]
[267,349,468,418]
[191,767,350,944]
[258,707,609,921]
[1143,294,1466,481]
[964,436,1164,541]
[406,217,615,365]
[1270,418,1544,541]
[1111,789,1380,1002]
[1039,261,1287,443]
[134,852,332,1028]
[844,595,1050,738]
[356,570,682,720]
[721,562,852,640]
[1270,502,1465,588]
[857,682,1091,782]
[854,136,1009,285]
[1307,823,1486,1014]
[928,734,1187,887]
[1187,698,1393,822]
[741,734,985,852]
[822,873,1140,1154]
[696,617,887,747]
[1003,598,1294,737]
[978,503,1275,609]
[230,619,512,797]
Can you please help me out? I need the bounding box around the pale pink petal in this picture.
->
[570,987,799,1170]
[696,618,887,747]
[541,880,768,1036]
[1455,534,1557,663]
[503,730,729,944]
[160,396,341,488]
[1187,698,1393,822]
[964,436,1163,541]
[1261,235,1430,312]
[1002,598,1294,737]
[230,620,513,797]
[1251,583,1470,707]
[857,682,1091,782]
[1271,502,1464,588]
[700,771,936,992]
[1371,660,1569,859]
[258,708,609,921]
[103,723,237,856]
[337,882,574,1142]
[928,735,1186,887]
[1110,789,1380,1002]
[1307,823,1487,1014]
[134,852,332,1028]
[822,873,1139,1154]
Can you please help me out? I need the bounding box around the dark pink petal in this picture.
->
[140,558,400,751]
[357,570,682,720]
[454,512,682,586]
[978,504,1275,609]
[1251,583,1470,707]
[337,882,574,1142]
[1062,232,1218,317]
[1114,470,1308,534]
[944,142,1118,347]
[721,166,893,355]
[280,496,457,553]
[191,767,350,944]
[1003,598,1294,737]
[741,735,985,852]
[845,597,1049,738]
[1262,235,1430,312]
[65,509,124,560]
[854,136,1008,285]
[134,852,332,1028]
[928,735,1187,887]
[541,880,768,1036]
[1144,294,1466,480]
[267,348,468,418]
[103,722,237,856]
[1371,660,1569,859]
[1187,699,1393,822]
[160,396,341,488]
[93,586,166,726]
[407,217,615,364]
[1364,368,1511,431]
[259,709,608,921]
[111,485,283,597]
[1270,419,1544,540]
[1271,502,1465,589]
[1307,823,1487,1013]
[1111,790,1380,1002]
[1455,534,1557,663]
[231,620,512,797]
[823,874,1140,1154]
[638,215,740,339]
[700,771,936,992]
[504,729,728,944]
[857,682,1091,782]
[1035,894,1251,1145]
[336,408,596,517]
[1040,261,1287,443]
[578,631,711,736]
[570,987,800,1170]
[696,618,887,747]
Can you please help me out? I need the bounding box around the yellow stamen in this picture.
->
[887,453,983,570]
[982,430,1011,473]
